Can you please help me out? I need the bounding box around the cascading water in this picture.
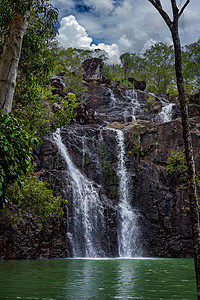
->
[157,101,175,123]
[125,89,140,121]
[53,129,105,258]
[53,126,141,258]
[114,129,140,257]
[108,88,118,108]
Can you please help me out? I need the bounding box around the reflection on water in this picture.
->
[0,258,197,299]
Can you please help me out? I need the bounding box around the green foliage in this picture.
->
[182,39,200,93]
[115,39,200,95]
[13,81,54,136]
[54,48,92,74]
[143,42,176,94]
[129,125,140,156]
[120,52,132,82]
[113,43,177,93]
[54,47,107,75]
[51,92,81,128]
[0,111,39,208]
[0,0,58,51]
[103,65,122,82]
[63,73,88,98]
[0,0,59,135]
[4,173,67,230]
[9,0,59,136]
[166,151,200,212]
[166,151,187,181]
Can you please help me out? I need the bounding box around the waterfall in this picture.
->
[156,101,175,123]
[112,128,140,257]
[53,127,141,258]
[108,88,118,108]
[53,129,105,258]
[125,90,140,121]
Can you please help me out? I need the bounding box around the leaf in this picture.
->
[4,118,9,124]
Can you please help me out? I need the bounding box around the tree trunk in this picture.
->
[171,28,200,299]
[147,1,200,297]
[0,12,28,113]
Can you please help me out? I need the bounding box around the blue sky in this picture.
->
[52,0,200,64]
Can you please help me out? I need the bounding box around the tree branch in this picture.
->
[178,0,190,18]
[155,0,162,8]
[170,0,179,24]
[148,0,172,28]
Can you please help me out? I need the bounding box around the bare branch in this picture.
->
[148,0,172,28]
[178,0,190,18]
[170,0,179,23]
[155,0,162,8]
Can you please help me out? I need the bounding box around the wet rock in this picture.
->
[0,83,198,259]
[0,207,71,259]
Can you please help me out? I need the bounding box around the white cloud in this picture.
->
[115,1,133,19]
[57,15,92,48]
[91,43,120,65]
[141,39,157,54]
[83,0,114,14]
[119,34,132,52]
[54,0,200,59]
[180,8,200,27]
[57,15,120,64]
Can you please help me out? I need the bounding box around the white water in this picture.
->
[125,90,140,121]
[53,128,141,258]
[53,129,105,258]
[157,101,175,123]
[113,129,140,257]
[108,88,118,108]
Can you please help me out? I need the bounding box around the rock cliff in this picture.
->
[1,69,200,259]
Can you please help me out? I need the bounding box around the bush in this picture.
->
[0,111,39,208]
[166,151,187,181]
[4,174,67,229]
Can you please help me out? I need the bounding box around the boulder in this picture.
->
[82,58,104,82]
[128,77,147,91]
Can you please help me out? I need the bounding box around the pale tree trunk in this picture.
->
[148,1,200,298]
[0,12,28,113]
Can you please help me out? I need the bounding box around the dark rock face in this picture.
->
[82,58,104,82]
[0,210,71,259]
[128,77,147,91]
[31,116,199,258]
[0,82,198,259]
[50,76,67,98]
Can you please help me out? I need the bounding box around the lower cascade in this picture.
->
[114,129,140,257]
[53,129,105,258]
[53,127,141,258]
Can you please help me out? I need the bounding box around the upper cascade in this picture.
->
[83,83,180,125]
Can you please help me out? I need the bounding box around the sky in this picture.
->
[52,0,200,64]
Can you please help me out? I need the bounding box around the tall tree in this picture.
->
[148,1,200,297]
[0,0,58,113]
[143,42,175,94]
[120,52,132,83]
[183,39,200,93]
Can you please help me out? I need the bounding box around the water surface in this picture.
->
[0,258,197,299]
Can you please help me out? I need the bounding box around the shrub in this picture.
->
[4,173,67,229]
[0,111,39,208]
